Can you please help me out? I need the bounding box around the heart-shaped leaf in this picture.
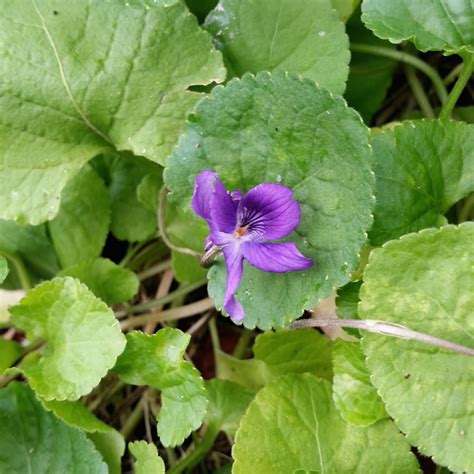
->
[165,72,374,329]
[0,0,224,224]
[205,0,349,94]
[10,277,126,400]
[232,374,419,473]
[360,224,474,472]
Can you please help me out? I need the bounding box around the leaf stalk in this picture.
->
[291,318,474,357]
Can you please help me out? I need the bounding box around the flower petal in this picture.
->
[192,170,237,233]
[242,241,313,273]
[222,244,245,321]
[239,183,301,240]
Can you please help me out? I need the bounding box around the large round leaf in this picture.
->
[165,72,374,329]
[0,0,224,224]
[205,0,349,94]
[232,374,418,473]
[10,277,126,400]
[360,224,474,472]
[362,0,474,54]
[369,120,474,245]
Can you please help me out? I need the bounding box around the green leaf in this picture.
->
[41,399,125,474]
[44,401,124,474]
[332,340,387,426]
[205,379,254,436]
[217,329,332,391]
[233,374,419,473]
[0,382,107,473]
[10,277,126,400]
[361,0,474,54]
[205,0,349,94]
[336,281,362,337]
[332,0,361,21]
[49,166,110,268]
[360,224,474,472]
[109,154,162,242]
[165,72,374,329]
[255,329,333,379]
[0,339,23,373]
[172,251,207,284]
[165,200,208,283]
[137,174,163,213]
[370,120,474,245]
[0,0,225,225]
[113,329,208,447]
[60,258,139,305]
[336,281,361,320]
[345,10,396,123]
[129,441,165,474]
[0,256,7,284]
[0,219,59,281]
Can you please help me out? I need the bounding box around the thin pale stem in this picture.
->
[158,186,202,258]
[208,317,221,353]
[186,312,213,335]
[351,43,448,104]
[116,279,206,317]
[120,298,215,330]
[439,53,474,119]
[120,394,147,439]
[290,318,474,357]
[137,259,172,281]
[144,267,174,334]
[404,65,435,118]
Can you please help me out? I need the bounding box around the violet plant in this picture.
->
[192,170,313,321]
[0,0,473,473]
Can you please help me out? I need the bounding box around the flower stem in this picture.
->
[168,426,219,474]
[404,64,435,118]
[439,53,474,119]
[290,318,474,357]
[351,43,448,104]
[158,186,202,258]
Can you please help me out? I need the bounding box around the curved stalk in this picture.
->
[291,318,474,357]
[351,43,448,105]
[158,186,202,258]
[439,53,474,119]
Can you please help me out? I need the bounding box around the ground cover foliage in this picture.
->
[0,0,473,472]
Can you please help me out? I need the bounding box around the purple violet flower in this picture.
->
[192,170,313,322]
